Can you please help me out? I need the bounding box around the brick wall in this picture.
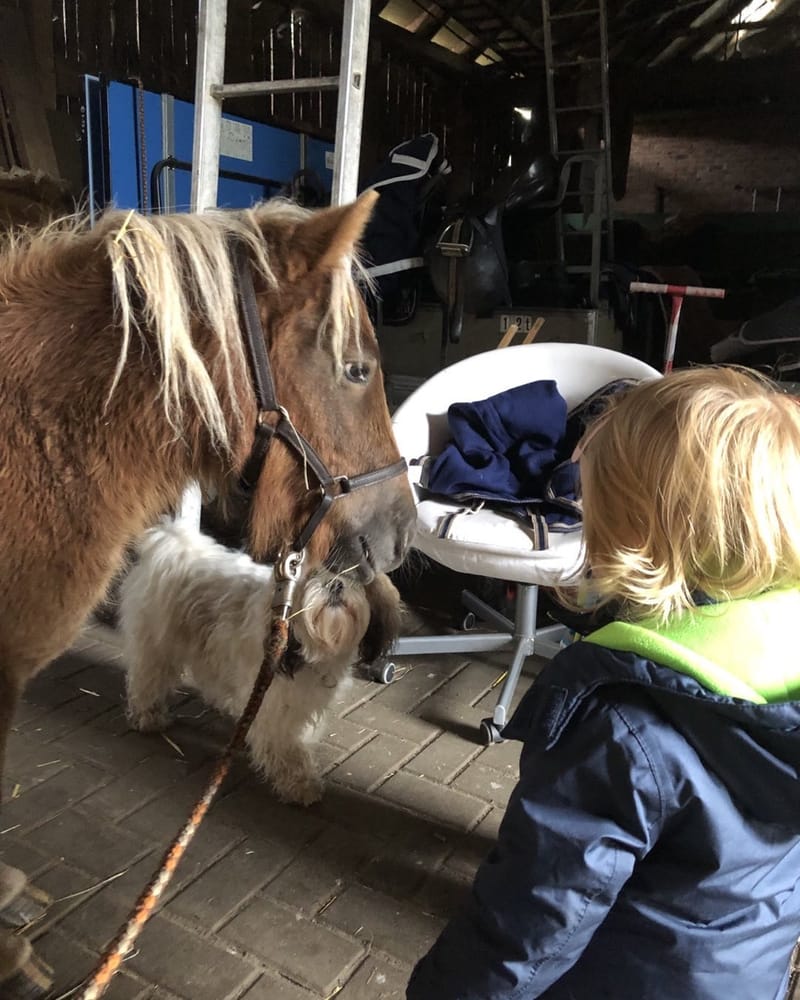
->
[617,106,800,214]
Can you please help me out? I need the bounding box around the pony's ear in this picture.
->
[297,190,379,272]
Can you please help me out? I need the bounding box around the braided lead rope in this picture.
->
[75,617,290,1000]
[786,937,800,999]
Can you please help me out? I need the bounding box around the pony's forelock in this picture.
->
[320,259,368,364]
[249,197,373,365]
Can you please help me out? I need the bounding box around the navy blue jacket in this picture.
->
[407,639,800,1000]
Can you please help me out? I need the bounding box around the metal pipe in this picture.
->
[150,156,284,214]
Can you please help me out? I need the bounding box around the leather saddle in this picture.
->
[427,154,560,351]
[711,294,800,375]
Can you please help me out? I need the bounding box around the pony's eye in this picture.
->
[344,362,370,385]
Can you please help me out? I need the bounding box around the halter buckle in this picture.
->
[272,549,306,620]
[332,475,352,495]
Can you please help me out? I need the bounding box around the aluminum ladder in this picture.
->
[540,0,614,307]
[180,0,372,525]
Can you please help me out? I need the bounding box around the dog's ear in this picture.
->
[359,574,403,664]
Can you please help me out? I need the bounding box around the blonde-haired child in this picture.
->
[408,366,800,1000]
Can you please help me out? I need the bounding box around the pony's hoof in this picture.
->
[2,958,54,1000]
[127,705,171,733]
[0,886,51,931]
[0,934,53,999]
[0,865,27,912]
[0,865,51,931]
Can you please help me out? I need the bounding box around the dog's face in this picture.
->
[292,570,372,664]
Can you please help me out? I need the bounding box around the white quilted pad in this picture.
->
[414,498,585,586]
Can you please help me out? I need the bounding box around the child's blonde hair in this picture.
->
[577,365,800,624]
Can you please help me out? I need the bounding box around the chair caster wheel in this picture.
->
[479,718,505,745]
[368,660,396,684]
[461,612,477,631]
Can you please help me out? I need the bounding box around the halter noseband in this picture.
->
[231,241,407,554]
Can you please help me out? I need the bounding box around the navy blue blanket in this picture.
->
[422,378,635,531]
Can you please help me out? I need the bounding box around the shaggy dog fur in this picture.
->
[120,523,401,805]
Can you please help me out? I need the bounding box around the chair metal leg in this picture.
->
[531,623,571,660]
[373,580,569,746]
[488,583,538,730]
[390,632,513,656]
[461,590,514,633]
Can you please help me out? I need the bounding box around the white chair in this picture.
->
[374,342,661,743]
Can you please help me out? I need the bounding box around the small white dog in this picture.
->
[119,523,401,805]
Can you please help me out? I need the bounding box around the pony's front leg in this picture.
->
[0,672,53,998]
[246,669,329,806]
[0,670,19,810]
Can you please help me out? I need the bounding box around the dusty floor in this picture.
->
[1,621,532,1000]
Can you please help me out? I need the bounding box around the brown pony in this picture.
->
[0,192,414,994]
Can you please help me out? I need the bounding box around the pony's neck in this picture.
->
[101,318,256,505]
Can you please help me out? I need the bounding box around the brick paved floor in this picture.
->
[1,621,534,1000]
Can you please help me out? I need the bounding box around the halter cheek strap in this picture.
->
[231,241,407,553]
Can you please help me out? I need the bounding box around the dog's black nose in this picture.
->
[328,578,344,604]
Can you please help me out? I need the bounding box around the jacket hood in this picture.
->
[505,591,800,825]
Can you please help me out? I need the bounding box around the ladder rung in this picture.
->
[212,76,340,99]
[558,147,604,155]
[555,103,604,113]
[553,58,602,68]
[549,8,601,19]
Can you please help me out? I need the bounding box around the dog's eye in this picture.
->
[344,361,370,385]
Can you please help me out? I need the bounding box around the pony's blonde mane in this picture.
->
[0,199,367,452]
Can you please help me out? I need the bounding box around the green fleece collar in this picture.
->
[584,589,800,704]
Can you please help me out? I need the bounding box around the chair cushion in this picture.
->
[414,498,584,586]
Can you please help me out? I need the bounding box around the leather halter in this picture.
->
[231,241,407,553]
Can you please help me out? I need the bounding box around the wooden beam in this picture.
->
[635,50,800,110]
[681,7,800,44]
[420,2,488,62]
[482,0,544,57]
[0,7,59,176]
[416,0,526,66]
[643,5,800,64]
[289,0,482,76]
[24,0,57,110]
